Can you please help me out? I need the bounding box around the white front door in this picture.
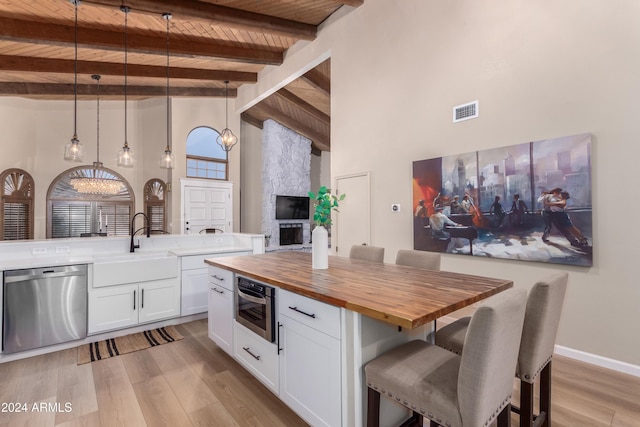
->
[334,172,371,257]
[182,179,233,234]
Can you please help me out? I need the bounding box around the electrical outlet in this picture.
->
[56,246,70,254]
[391,204,401,213]
[32,247,48,255]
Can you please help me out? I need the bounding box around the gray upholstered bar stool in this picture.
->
[349,244,385,263]
[395,249,441,270]
[436,273,568,427]
[365,288,527,427]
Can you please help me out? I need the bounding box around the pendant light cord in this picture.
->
[95,75,100,163]
[225,80,229,128]
[122,6,129,146]
[165,13,170,151]
[73,0,79,138]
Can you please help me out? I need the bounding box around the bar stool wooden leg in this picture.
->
[367,387,381,427]
[520,379,534,427]
[539,361,552,427]
[497,404,512,427]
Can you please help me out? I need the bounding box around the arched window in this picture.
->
[1,168,35,240]
[47,166,134,238]
[186,126,228,180]
[144,178,167,234]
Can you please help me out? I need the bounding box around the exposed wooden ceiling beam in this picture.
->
[275,88,330,124]
[301,68,330,96]
[0,17,283,65]
[241,111,264,129]
[82,0,317,40]
[0,55,257,83]
[0,82,235,97]
[252,102,330,151]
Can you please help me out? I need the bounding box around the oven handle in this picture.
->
[237,289,267,305]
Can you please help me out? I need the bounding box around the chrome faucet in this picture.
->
[130,212,150,252]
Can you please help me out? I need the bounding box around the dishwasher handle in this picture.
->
[4,265,88,283]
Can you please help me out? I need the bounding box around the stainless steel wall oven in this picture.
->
[235,276,275,342]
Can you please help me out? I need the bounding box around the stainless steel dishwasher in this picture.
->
[3,264,88,354]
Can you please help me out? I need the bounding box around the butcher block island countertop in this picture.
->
[205,251,512,329]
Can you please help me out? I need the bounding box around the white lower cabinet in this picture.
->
[278,293,342,427]
[181,252,250,315]
[233,321,280,394]
[88,278,180,334]
[208,280,234,356]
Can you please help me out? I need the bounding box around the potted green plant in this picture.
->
[308,186,345,269]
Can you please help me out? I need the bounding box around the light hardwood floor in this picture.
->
[0,319,638,426]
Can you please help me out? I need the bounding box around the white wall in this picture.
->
[238,0,640,366]
[0,95,240,238]
[240,121,263,233]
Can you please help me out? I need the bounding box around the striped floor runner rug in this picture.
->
[77,326,183,365]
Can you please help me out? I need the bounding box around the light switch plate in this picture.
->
[32,247,47,255]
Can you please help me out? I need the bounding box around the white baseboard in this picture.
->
[554,345,640,378]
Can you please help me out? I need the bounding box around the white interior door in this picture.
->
[182,180,233,234]
[335,172,370,257]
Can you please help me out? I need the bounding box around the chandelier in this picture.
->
[71,176,122,195]
[216,80,238,152]
[70,74,123,196]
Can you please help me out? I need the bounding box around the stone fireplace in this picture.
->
[261,120,311,247]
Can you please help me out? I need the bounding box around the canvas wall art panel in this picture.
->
[412,133,592,266]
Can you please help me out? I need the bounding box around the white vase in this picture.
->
[312,226,329,269]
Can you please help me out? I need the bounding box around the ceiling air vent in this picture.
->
[453,100,479,123]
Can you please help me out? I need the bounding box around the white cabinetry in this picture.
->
[278,289,342,427]
[88,278,180,334]
[233,321,280,394]
[182,252,249,316]
[207,266,234,355]
[88,256,180,335]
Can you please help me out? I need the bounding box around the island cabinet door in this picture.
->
[88,284,139,334]
[278,313,342,427]
[208,282,234,355]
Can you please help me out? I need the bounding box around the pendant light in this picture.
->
[64,0,84,162]
[70,75,123,195]
[117,5,134,167]
[216,80,238,152]
[160,12,175,169]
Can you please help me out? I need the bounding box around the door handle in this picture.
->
[141,288,144,309]
[133,290,136,310]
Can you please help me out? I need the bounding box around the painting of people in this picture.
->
[412,133,592,266]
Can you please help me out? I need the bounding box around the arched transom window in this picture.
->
[144,178,167,234]
[1,168,35,240]
[186,126,228,180]
[47,166,134,238]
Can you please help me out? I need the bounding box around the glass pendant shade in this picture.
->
[117,142,133,167]
[160,13,174,169]
[118,5,134,168]
[65,0,83,162]
[64,135,84,161]
[160,146,175,169]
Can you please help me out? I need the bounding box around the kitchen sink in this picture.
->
[92,251,179,287]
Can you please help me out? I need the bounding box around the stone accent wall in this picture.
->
[261,120,311,246]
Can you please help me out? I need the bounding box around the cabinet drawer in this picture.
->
[208,266,233,291]
[233,321,279,394]
[279,289,341,339]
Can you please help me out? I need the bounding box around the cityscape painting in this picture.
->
[412,133,592,266]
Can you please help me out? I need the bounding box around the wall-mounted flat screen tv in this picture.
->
[275,195,310,220]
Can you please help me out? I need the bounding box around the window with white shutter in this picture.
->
[1,169,35,240]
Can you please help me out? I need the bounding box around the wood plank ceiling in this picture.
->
[0,0,360,152]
